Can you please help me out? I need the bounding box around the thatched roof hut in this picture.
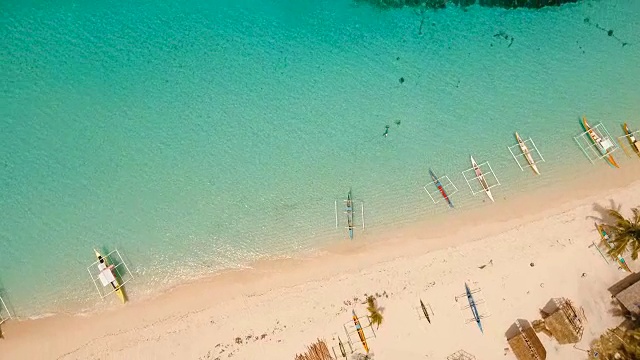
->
[614,278,640,316]
[541,298,584,344]
[295,339,332,360]
[507,322,547,360]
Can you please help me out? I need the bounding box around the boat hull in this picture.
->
[345,190,354,240]
[581,117,619,168]
[95,249,127,303]
[352,310,369,353]
[515,132,540,175]
[429,168,454,208]
[470,156,494,202]
[465,283,483,333]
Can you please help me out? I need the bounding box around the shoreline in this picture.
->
[1,161,639,358]
[6,159,640,318]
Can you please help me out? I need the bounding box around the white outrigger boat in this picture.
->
[515,132,540,175]
[471,156,494,202]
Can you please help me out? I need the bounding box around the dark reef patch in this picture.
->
[354,0,579,10]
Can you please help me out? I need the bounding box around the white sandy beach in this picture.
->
[2,162,640,360]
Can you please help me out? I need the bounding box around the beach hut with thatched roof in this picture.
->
[612,277,640,316]
[506,321,546,360]
[537,298,584,344]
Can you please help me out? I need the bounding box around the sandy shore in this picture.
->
[2,161,640,359]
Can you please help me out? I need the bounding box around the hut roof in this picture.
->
[615,279,640,315]
[543,298,583,344]
[508,326,547,360]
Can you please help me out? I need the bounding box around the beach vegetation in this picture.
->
[366,296,384,329]
[604,207,640,260]
[589,322,640,360]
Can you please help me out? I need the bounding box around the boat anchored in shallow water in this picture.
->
[471,156,494,202]
[428,168,454,208]
[87,248,133,303]
[334,190,365,240]
[622,123,640,157]
[508,132,545,175]
[579,117,619,168]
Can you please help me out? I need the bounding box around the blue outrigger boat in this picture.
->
[345,190,354,240]
[429,168,454,208]
[465,283,483,333]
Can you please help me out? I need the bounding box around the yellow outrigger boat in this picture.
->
[623,123,640,157]
[94,249,127,303]
[595,223,631,272]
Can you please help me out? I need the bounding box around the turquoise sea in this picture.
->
[0,0,639,316]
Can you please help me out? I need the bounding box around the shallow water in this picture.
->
[0,0,639,316]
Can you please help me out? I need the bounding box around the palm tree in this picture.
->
[352,352,375,360]
[591,326,640,359]
[366,296,383,329]
[604,207,640,260]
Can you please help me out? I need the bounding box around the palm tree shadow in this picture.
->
[589,200,622,224]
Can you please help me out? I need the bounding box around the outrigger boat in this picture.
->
[470,156,494,203]
[345,190,355,240]
[581,117,619,168]
[352,310,369,353]
[429,169,454,208]
[623,123,640,157]
[420,299,431,323]
[465,283,483,333]
[595,223,631,272]
[94,249,127,303]
[515,132,540,175]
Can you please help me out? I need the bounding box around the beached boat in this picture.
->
[465,283,483,333]
[595,223,631,272]
[581,117,619,168]
[515,132,540,175]
[345,190,354,240]
[352,310,369,353]
[94,249,127,303]
[470,156,494,202]
[429,168,454,208]
[623,123,640,157]
[420,299,431,323]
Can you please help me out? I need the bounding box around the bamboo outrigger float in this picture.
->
[0,295,11,325]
